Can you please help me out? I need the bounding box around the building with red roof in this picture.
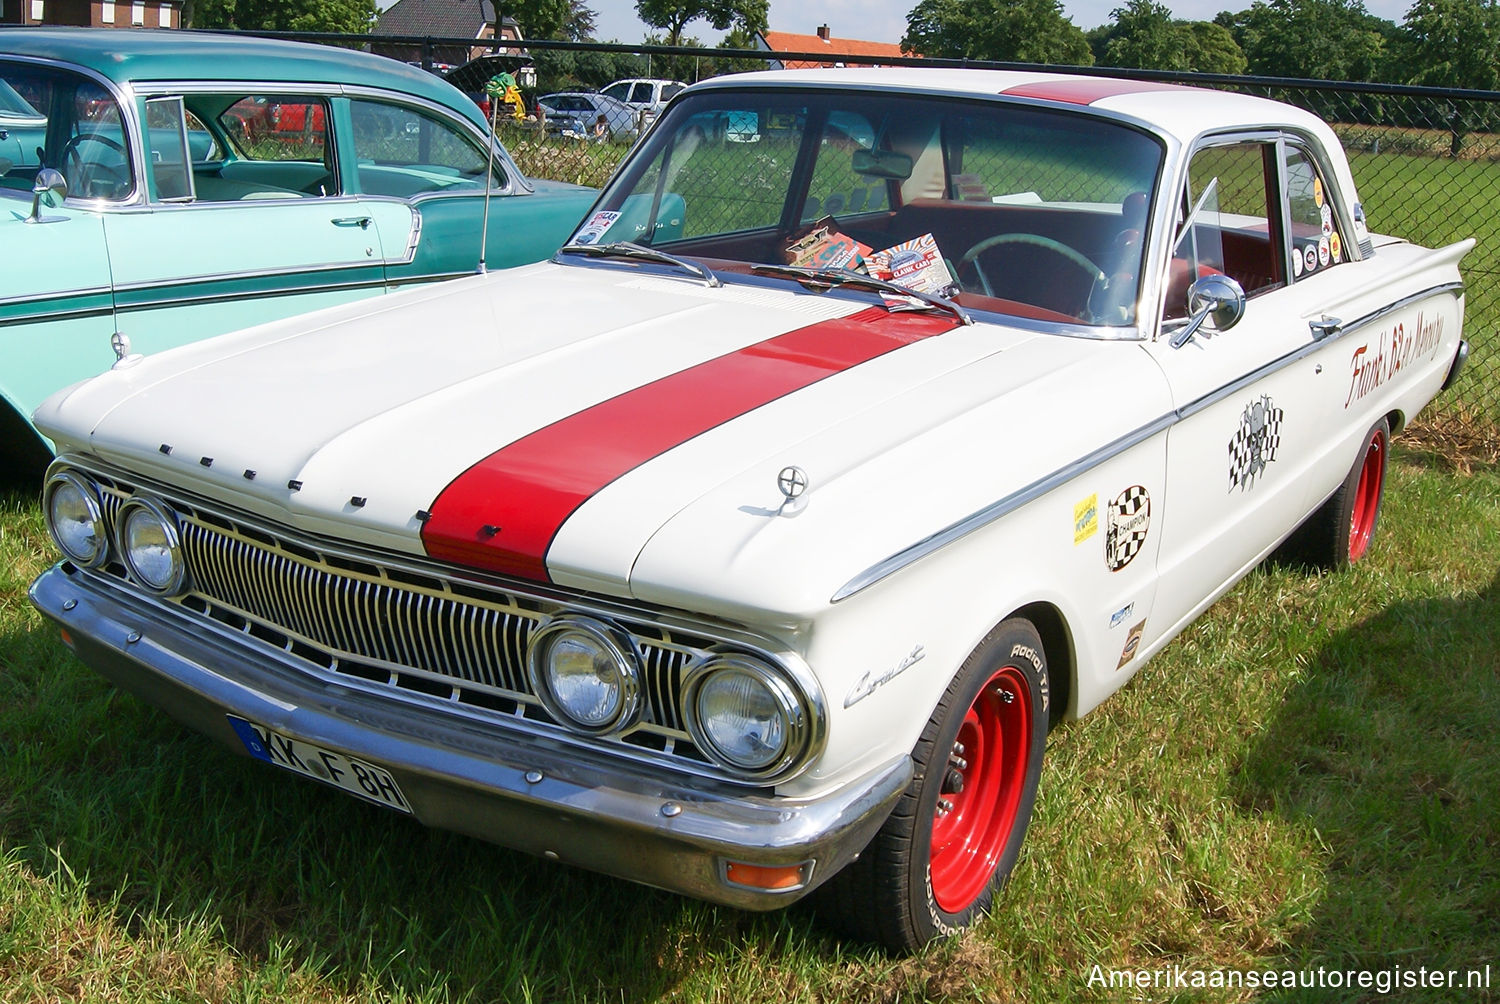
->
[755,24,912,69]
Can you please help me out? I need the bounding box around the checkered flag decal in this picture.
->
[1228,395,1284,491]
[1105,485,1151,572]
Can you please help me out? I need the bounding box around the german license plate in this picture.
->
[227,715,411,814]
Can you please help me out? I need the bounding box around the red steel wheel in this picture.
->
[928,665,1032,913]
[814,618,1048,952]
[1347,423,1387,563]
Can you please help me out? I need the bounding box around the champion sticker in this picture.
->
[1228,394,1283,492]
[1304,245,1318,274]
[1117,620,1146,670]
[1074,493,1099,545]
[1105,485,1150,572]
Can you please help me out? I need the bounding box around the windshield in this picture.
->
[569,87,1165,327]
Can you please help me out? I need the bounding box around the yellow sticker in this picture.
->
[1074,493,1098,545]
[1330,232,1342,262]
[1314,176,1324,207]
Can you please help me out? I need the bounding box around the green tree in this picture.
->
[1393,0,1500,89]
[1215,0,1390,80]
[195,0,375,32]
[635,0,769,47]
[1090,0,1246,73]
[903,0,1093,65]
[497,0,597,41]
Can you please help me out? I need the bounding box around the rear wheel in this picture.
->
[817,618,1048,952]
[1278,417,1390,569]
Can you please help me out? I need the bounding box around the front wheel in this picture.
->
[817,618,1048,952]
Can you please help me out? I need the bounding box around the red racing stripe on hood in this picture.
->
[421,306,958,582]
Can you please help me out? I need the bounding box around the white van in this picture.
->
[599,77,688,129]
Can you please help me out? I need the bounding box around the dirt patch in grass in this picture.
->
[1404,411,1500,472]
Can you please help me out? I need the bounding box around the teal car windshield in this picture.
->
[0,64,132,200]
[575,89,1165,327]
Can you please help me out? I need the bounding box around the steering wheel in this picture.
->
[60,131,130,199]
[958,233,1108,321]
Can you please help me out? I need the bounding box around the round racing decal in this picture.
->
[1105,485,1151,572]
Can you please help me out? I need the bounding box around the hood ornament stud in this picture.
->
[776,465,809,516]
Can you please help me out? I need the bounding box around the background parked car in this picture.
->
[0,29,596,475]
[598,77,687,131]
[538,91,637,141]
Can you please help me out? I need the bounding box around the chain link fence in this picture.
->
[251,32,1500,437]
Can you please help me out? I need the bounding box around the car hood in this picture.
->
[37,261,1169,615]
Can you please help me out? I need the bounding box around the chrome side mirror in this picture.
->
[28,168,68,224]
[1170,273,1246,348]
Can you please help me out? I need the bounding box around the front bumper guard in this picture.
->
[30,563,910,909]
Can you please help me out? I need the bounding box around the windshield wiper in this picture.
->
[558,241,721,287]
[750,264,973,326]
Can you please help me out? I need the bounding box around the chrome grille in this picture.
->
[91,476,712,760]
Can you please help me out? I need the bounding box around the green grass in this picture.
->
[2,444,1497,1002]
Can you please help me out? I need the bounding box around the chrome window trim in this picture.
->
[834,280,1464,601]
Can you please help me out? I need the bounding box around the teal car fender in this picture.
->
[0,29,598,473]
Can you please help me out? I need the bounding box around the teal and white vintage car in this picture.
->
[1,28,596,472]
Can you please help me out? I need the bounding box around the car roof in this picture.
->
[688,67,1335,148]
[0,27,471,116]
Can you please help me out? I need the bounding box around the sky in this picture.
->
[590,0,1414,45]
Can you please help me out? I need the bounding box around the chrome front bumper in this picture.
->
[30,563,910,909]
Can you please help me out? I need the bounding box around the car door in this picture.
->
[99,90,414,356]
[1144,134,1332,642]
[346,96,590,284]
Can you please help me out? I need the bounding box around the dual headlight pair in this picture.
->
[44,469,817,782]
[528,616,813,779]
[44,470,185,594]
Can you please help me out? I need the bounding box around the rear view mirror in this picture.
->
[852,149,913,180]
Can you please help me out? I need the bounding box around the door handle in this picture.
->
[1309,315,1342,340]
[332,216,372,230]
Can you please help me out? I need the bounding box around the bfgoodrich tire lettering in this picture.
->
[817,618,1048,952]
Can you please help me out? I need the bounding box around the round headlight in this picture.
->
[115,497,186,594]
[686,656,802,774]
[43,470,108,568]
[526,616,640,733]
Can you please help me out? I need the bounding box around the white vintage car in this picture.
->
[30,69,1472,951]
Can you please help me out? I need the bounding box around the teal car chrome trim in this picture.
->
[111,270,390,313]
[834,280,1465,602]
[0,285,113,308]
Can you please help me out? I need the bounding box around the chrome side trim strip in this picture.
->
[834,280,1465,601]
[112,276,391,315]
[0,303,114,328]
[0,285,114,308]
[111,258,391,294]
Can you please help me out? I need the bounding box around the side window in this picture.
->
[143,95,193,201]
[195,94,331,202]
[1165,141,1283,320]
[601,82,629,103]
[348,99,503,198]
[630,83,654,105]
[0,65,134,200]
[1285,147,1346,280]
[662,83,686,101]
